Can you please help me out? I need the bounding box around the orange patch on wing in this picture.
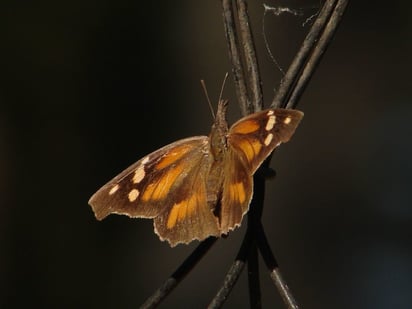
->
[156,144,192,169]
[232,120,260,134]
[250,140,262,156]
[237,139,262,163]
[229,182,246,203]
[167,204,180,229]
[167,194,199,229]
[141,163,184,201]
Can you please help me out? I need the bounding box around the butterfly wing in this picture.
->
[219,108,304,233]
[89,136,208,219]
[89,136,220,246]
[219,148,253,234]
[154,158,220,246]
[228,108,304,174]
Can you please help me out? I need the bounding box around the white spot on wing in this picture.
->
[141,156,150,165]
[264,133,274,146]
[109,184,119,195]
[128,189,139,202]
[284,116,291,124]
[265,115,276,131]
[133,165,145,184]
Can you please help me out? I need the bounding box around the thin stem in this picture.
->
[222,0,250,115]
[286,0,349,109]
[247,236,260,309]
[235,0,264,112]
[244,162,268,308]
[141,237,217,309]
[256,222,299,309]
[271,0,338,108]
[247,243,261,308]
[270,269,299,309]
[207,261,246,309]
[208,231,252,309]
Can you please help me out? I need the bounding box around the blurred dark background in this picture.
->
[1,1,411,308]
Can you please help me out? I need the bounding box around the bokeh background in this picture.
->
[1,1,411,308]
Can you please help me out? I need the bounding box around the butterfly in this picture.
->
[88,100,303,246]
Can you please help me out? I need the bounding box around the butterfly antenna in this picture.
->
[218,72,229,104]
[201,79,215,120]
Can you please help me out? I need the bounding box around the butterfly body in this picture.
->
[89,100,303,246]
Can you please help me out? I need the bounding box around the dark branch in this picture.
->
[244,160,269,309]
[141,237,217,309]
[222,0,250,115]
[271,0,339,109]
[286,0,349,109]
[208,231,252,308]
[235,0,264,112]
[270,269,299,309]
[247,243,261,308]
[256,222,299,309]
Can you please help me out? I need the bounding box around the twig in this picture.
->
[271,0,338,109]
[235,0,264,112]
[247,242,261,308]
[246,209,263,308]
[246,160,270,308]
[286,0,349,109]
[222,0,251,115]
[230,2,265,307]
[208,230,252,308]
[256,222,299,309]
[270,269,299,309]
[140,237,217,309]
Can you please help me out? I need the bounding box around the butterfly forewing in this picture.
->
[218,108,303,232]
[89,136,209,221]
[228,108,303,174]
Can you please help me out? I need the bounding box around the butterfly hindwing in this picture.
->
[89,136,209,220]
[154,158,220,246]
[220,148,253,234]
[228,108,303,174]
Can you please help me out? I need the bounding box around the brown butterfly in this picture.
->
[89,100,303,246]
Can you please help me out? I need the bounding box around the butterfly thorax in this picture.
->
[206,100,229,209]
[209,100,229,161]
